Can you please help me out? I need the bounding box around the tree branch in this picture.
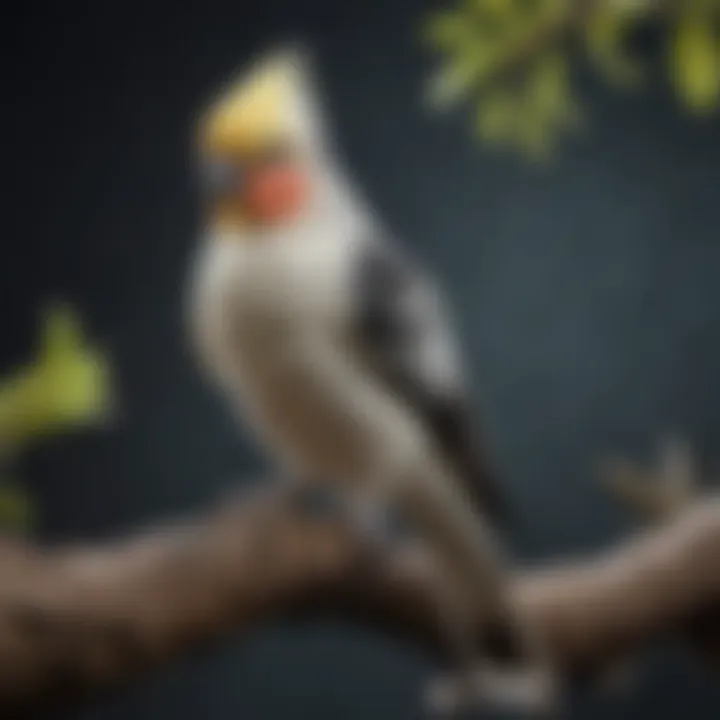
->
[0,477,717,715]
[518,496,720,678]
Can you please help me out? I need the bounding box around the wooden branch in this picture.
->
[518,496,720,678]
[0,480,718,715]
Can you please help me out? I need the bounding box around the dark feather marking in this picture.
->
[354,239,513,530]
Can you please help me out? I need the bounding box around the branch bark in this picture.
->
[0,480,718,715]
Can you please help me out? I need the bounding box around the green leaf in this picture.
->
[41,303,85,362]
[586,5,645,88]
[468,0,520,26]
[0,304,114,451]
[475,91,520,143]
[422,10,473,49]
[35,305,113,431]
[672,12,720,114]
[426,46,498,109]
[531,52,568,118]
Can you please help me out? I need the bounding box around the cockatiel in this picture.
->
[188,47,555,713]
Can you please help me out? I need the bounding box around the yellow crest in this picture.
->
[199,50,305,158]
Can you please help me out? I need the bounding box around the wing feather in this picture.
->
[352,238,512,527]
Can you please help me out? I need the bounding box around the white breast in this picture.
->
[190,231,425,484]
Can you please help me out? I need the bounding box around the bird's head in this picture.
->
[197,46,328,235]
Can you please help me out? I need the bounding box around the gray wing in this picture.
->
[352,237,512,528]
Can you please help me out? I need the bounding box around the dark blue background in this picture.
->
[3,1,720,718]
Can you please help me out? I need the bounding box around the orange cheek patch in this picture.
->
[245,164,310,224]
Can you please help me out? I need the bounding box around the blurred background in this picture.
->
[3,0,720,718]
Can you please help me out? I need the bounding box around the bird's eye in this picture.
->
[257,142,294,166]
[201,158,242,198]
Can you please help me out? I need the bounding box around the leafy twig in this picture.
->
[424,0,720,158]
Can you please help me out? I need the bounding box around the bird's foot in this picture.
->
[345,490,397,554]
[426,663,559,718]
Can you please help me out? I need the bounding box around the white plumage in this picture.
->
[191,224,426,488]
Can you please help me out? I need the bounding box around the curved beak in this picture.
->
[201,158,243,201]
